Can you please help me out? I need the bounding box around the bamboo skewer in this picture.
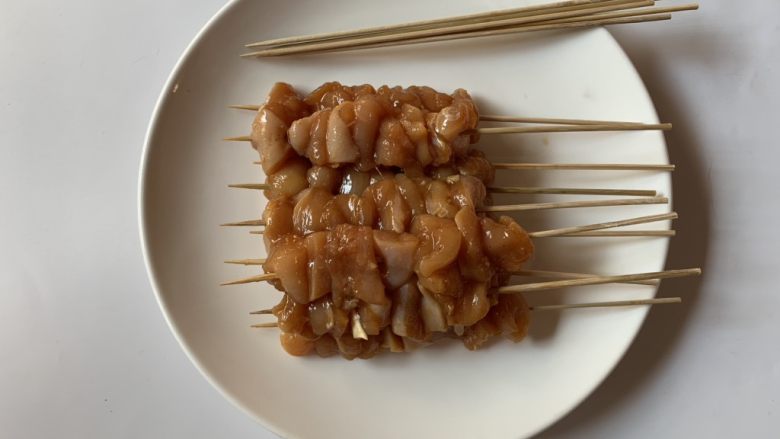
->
[478,196,667,212]
[497,268,701,293]
[229,105,666,131]
[562,230,675,237]
[530,297,681,311]
[220,273,278,286]
[492,163,675,171]
[224,123,670,141]
[226,258,266,266]
[225,197,668,228]
[229,183,658,197]
[221,219,265,227]
[241,0,654,57]
[243,212,676,237]
[228,268,698,290]
[248,297,682,325]
[478,122,671,134]
[245,0,620,49]
[515,269,658,285]
[245,229,674,238]
[528,212,677,238]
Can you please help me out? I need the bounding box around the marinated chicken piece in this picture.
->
[417,264,462,299]
[456,149,495,185]
[292,188,334,235]
[339,166,373,195]
[304,81,350,110]
[347,84,377,98]
[391,282,427,341]
[261,197,295,252]
[313,334,340,357]
[451,282,490,326]
[370,178,411,233]
[448,174,487,209]
[265,157,309,200]
[253,83,310,174]
[252,106,295,174]
[326,224,388,306]
[454,207,493,282]
[381,327,408,353]
[429,166,458,181]
[287,113,312,156]
[308,296,335,336]
[280,332,314,356]
[399,104,433,167]
[481,216,534,272]
[358,302,392,336]
[326,102,360,163]
[433,88,480,144]
[357,336,382,359]
[418,285,448,333]
[407,85,453,112]
[377,85,423,114]
[305,231,331,301]
[332,193,376,227]
[493,294,531,343]
[272,294,309,334]
[288,109,332,166]
[306,165,343,193]
[375,117,416,168]
[461,314,500,351]
[352,94,385,171]
[394,174,426,216]
[334,331,365,360]
[264,235,309,304]
[411,215,462,277]
[423,180,460,218]
[372,230,419,289]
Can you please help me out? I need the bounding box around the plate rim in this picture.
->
[137,1,668,437]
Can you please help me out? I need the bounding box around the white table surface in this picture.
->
[1,1,778,438]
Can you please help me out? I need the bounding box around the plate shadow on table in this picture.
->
[534,31,717,438]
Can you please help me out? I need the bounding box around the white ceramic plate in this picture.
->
[139,0,671,438]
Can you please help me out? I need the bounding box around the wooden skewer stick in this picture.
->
[241,0,654,57]
[228,104,666,132]
[247,161,673,171]
[232,267,698,292]
[225,258,266,265]
[493,163,675,171]
[225,122,669,142]
[479,196,667,212]
[244,0,621,48]
[480,115,646,125]
[516,269,658,285]
[477,123,671,134]
[325,13,671,54]
[250,309,273,315]
[546,3,698,25]
[221,273,278,286]
[224,135,252,142]
[221,219,265,227]
[530,297,681,311]
[229,197,668,228]
[249,297,682,326]
[229,105,666,131]
[498,268,701,293]
[249,230,264,235]
[229,183,657,197]
[528,211,677,238]
[560,230,675,237]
